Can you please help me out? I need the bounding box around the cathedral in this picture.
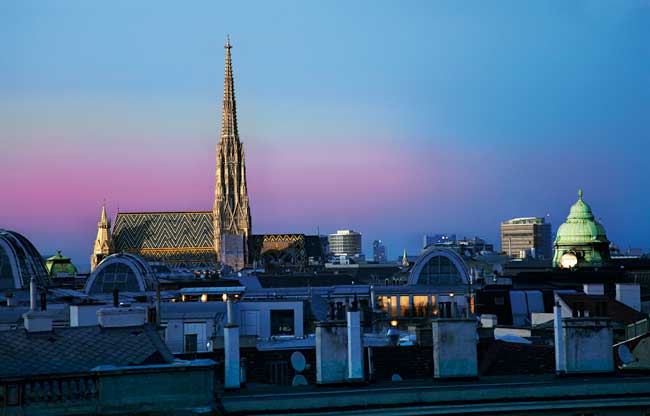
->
[91,38,325,272]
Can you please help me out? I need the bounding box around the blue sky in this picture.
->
[1,1,649,268]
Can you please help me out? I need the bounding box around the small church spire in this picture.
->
[91,201,112,272]
[100,199,108,224]
[402,248,409,267]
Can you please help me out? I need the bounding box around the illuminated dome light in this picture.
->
[559,252,578,269]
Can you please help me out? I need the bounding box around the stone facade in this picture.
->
[213,37,252,269]
[90,204,111,272]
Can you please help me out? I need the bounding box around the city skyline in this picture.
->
[2,1,650,269]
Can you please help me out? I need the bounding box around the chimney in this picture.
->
[616,283,641,312]
[583,283,604,296]
[22,278,54,332]
[561,317,614,374]
[223,294,240,390]
[431,318,478,378]
[553,301,566,374]
[29,276,38,311]
[316,318,348,384]
[346,295,364,382]
[97,306,146,328]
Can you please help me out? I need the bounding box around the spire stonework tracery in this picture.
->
[213,37,252,269]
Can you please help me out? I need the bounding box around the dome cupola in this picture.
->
[552,189,610,269]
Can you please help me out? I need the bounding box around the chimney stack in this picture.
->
[554,294,613,374]
[616,283,641,312]
[431,319,478,378]
[346,295,364,382]
[29,276,38,311]
[23,277,53,332]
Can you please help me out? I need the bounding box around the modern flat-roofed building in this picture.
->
[329,230,362,257]
[373,240,387,263]
[501,217,552,259]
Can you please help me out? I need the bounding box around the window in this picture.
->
[88,263,141,293]
[183,322,207,352]
[399,295,411,317]
[413,296,428,317]
[184,333,198,353]
[439,301,453,318]
[378,296,389,313]
[271,310,295,336]
[390,296,398,317]
[416,255,463,285]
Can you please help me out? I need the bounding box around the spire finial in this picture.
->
[578,188,583,200]
[402,248,409,267]
[225,34,231,49]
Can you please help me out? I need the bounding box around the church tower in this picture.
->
[90,203,111,272]
[213,36,252,270]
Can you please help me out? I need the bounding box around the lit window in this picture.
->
[390,296,398,317]
[413,296,428,317]
[399,295,411,317]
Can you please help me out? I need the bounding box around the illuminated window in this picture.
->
[413,296,428,317]
[399,295,411,317]
[378,296,389,313]
[390,296,397,317]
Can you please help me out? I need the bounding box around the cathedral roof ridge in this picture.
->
[115,210,212,216]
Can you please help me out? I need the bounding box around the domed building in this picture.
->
[0,229,50,290]
[45,250,78,277]
[553,190,610,269]
[85,253,158,294]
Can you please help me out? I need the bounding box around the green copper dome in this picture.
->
[45,251,78,276]
[553,189,610,268]
[555,189,608,245]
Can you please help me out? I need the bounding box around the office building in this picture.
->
[329,230,362,257]
[501,217,552,259]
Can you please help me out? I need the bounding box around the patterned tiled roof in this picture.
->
[0,324,173,378]
[113,212,214,251]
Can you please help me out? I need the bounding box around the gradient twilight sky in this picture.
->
[1,1,649,271]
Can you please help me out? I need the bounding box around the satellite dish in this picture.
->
[292,374,308,387]
[291,351,306,372]
[618,344,633,365]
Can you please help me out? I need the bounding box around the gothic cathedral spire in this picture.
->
[90,202,111,272]
[213,36,252,270]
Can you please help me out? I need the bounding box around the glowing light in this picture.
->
[449,293,455,298]
[200,294,208,303]
[222,293,228,302]
[390,320,398,327]
[560,253,578,269]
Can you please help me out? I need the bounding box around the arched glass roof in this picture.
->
[408,247,469,286]
[0,229,49,290]
[85,253,158,294]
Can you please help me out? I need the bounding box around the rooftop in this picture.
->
[0,323,173,379]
